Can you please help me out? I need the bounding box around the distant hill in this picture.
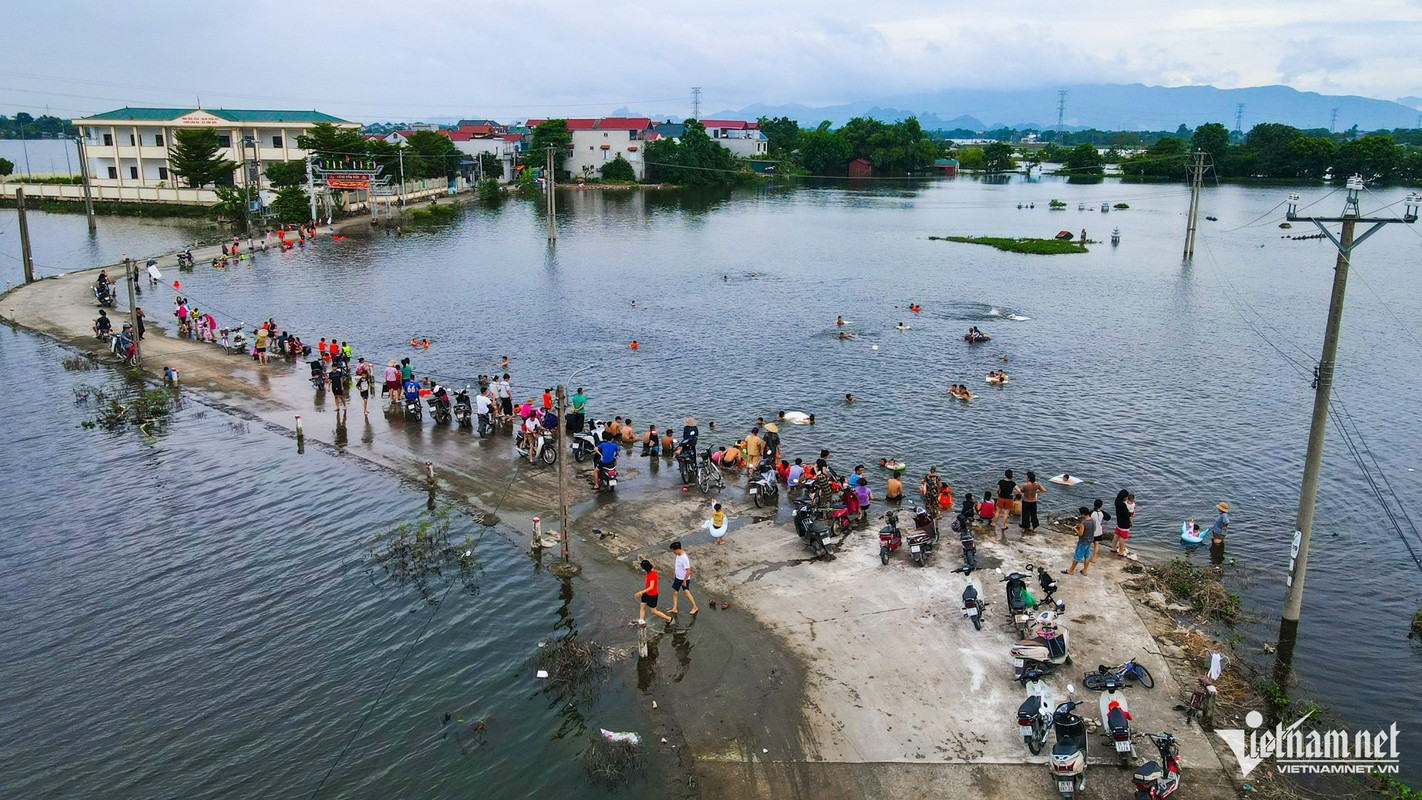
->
[712,84,1422,132]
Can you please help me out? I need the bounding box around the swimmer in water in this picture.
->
[808,414,815,425]
[630,299,637,307]
[422,338,430,349]
[845,393,855,403]
[836,316,845,327]
[896,321,909,330]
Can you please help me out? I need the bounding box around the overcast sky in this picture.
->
[2,0,1420,121]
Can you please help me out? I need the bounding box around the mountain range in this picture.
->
[700,83,1422,133]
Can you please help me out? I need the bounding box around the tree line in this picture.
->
[0,112,76,139]
[1118,122,1422,182]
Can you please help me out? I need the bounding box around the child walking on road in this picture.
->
[635,560,673,625]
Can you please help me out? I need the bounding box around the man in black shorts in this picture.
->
[995,469,1017,543]
[329,361,348,414]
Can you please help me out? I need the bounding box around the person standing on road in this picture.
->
[635,560,673,625]
[568,387,587,434]
[1064,507,1095,576]
[383,360,400,400]
[1088,498,1111,565]
[744,427,764,470]
[1111,489,1134,556]
[1018,471,1044,534]
[668,541,699,615]
[329,360,348,414]
[994,469,1017,542]
[355,370,371,415]
[254,324,270,365]
[920,467,945,516]
[496,373,512,420]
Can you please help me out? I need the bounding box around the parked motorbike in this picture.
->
[477,410,495,437]
[960,579,987,631]
[957,523,979,573]
[1133,733,1181,799]
[793,502,836,557]
[1010,609,1072,680]
[676,445,697,484]
[999,568,1039,639]
[571,421,604,462]
[1016,667,1054,754]
[109,334,137,365]
[749,457,780,508]
[906,506,938,566]
[1096,676,1134,763]
[1050,685,1089,798]
[428,395,452,424]
[94,284,116,308]
[453,387,472,426]
[308,360,326,390]
[403,392,424,420]
[515,429,558,465]
[878,509,903,565]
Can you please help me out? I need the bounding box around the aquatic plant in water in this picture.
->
[367,506,480,604]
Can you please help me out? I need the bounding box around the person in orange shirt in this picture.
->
[635,560,673,624]
[317,338,328,360]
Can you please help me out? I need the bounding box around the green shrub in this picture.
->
[929,235,1086,255]
[1048,199,1067,208]
[599,154,637,182]
[476,178,503,203]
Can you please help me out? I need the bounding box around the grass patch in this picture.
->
[581,733,646,788]
[535,636,612,701]
[929,235,1087,255]
[1113,202,1130,209]
[404,202,461,226]
[1144,557,1241,622]
[1411,608,1422,639]
[1048,198,1067,208]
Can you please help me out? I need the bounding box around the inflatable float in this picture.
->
[1180,520,1207,545]
[1048,473,1083,486]
[782,411,812,425]
[881,460,909,473]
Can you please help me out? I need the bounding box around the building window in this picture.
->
[158,166,169,180]
[129,133,136,146]
[102,133,113,146]
[129,166,139,180]
[107,166,117,179]
[217,134,231,148]
[271,135,283,148]
[154,133,164,147]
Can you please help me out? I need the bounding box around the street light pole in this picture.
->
[1274,180,1419,671]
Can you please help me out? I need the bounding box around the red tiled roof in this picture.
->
[596,117,650,130]
[439,130,475,141]
[698,119,748,129]
[457,123,495,135]
[500,133,523,142]
[566,119,598,130]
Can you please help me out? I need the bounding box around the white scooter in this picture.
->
[1097,675,1134,763]
[571,420,605,462]
[1016,666,1054,754]
[516,428,558,465]
[1050,684,1088,798]
[1010,608,1072,680]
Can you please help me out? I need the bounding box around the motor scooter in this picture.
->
[906,506,938,566]
[1016,667,1054,754]
[957,524,978,573]
[109,334,138,365]
[999,568,1039,639]
[878,509,903,564]
[571,420,604,462]
[1133,732,1181,799]
[1010,609,1072,680]
[453,387,472,426]
[428,394,452,424]
[596,457,618,492]
[94,283,116,307]
[514,429,557,464]
[960,579,987,630]
[1096,676,1134,763]
[749,457,779,508]
[793,502,836,557]
[1050,685,1089,798]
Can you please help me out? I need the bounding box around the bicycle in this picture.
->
[1184,650,1228,729]
[696,454,724,494]
[1083,657,1154,690]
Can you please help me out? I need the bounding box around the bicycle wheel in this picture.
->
[1132,663,1155,689]
[698,471,712,493]
[1083,672,1106,691]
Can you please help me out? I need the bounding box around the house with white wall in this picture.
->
[698,119,769,157]
[71,107,357,189]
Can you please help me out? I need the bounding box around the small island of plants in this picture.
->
[929,235,1088,255]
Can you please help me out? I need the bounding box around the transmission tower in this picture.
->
[1056,90,1068,133]
[1234,103,1245,133]
[1330,108,1339,133]
[691,87,702,119]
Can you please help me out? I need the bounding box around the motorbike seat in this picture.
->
[1132,761,1162,783]
[1017,696,1042,718]
[1108,706,1129,732]
[1052,733,1083,756]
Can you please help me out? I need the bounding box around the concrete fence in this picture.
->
[0,182,219,205]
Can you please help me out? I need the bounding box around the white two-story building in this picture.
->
[71,107,358,189]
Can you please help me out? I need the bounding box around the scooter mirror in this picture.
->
[1066,683,1075,694]
[995,567,1003,574]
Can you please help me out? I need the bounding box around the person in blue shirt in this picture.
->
[402,378,422,404]
[1208,502,1230,546]
[594,438,620,489]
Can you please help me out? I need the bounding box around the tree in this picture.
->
[1119,137,1187,178]
[1333,134,1401,181]
[983,141,1016,173]
[296,122,367,163]
[798,122,852,175]
[477,152,501,180]
[599,153,636,182]
[523,120,572,176]
[264,160,307,188]
[403,130,461,180]
[1063,143,1104,176]
[170,128,238,188]
[0,157,12,177]
[953,147,986,171]
[757,116,800,157]
[210,185,257,230]
[270,186,311,223]
[1243,123,1302,177]
[1191,123,1230,166]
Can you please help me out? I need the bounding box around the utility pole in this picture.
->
[1274,180,1419,672]
[75,135,97,232]
[15,188,35,284]
[398,149,406,208]
[545,146,557,243]
[1056,90,1068,136]
[306,155,317,223]
[123,255,141,365]
[556,385,571,563]
[691,86,702,120]
[1182,150,1208,260]
[1234,103,1245,134]
[1329,108,1339,134]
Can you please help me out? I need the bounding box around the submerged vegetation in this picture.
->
[929,235,1087,255]
[75,379,179,436]
[367,506,480,603]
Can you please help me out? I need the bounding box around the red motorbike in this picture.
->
[878,509,903,565]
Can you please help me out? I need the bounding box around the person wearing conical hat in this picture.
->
[1208,502,1230,546]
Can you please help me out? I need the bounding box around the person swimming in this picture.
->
[895,321,909,330]
[845,393,855,403]
[836,316,845,327]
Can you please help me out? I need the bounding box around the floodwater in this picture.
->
[5,174,1422,786]
[0,330,705,799]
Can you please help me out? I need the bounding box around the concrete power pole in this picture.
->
[75,135,97,232]
[398,149,406,208]
[1274,181,1419,671]
[556,384,570,563]
[306,155,317,223]
[123,255,141,365]
[545,146,557,243]
[15,188,35,284]
[1182,150,1208,260]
